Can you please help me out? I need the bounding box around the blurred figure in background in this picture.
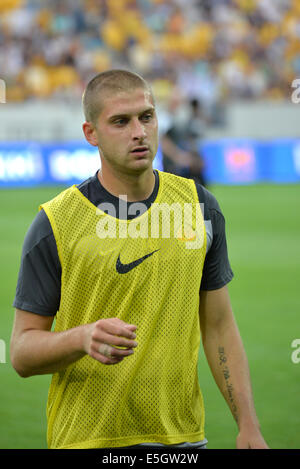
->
[161,89,208,187]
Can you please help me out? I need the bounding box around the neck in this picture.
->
[97,165,155,202]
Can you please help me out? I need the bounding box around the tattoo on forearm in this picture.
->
[218,347,239,424]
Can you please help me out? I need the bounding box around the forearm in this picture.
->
[202,316,259,431]
[11,325,88,377]
[160,135,191,166]
[11,313,138,378]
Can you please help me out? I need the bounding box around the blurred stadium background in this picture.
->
[0,0,299,449]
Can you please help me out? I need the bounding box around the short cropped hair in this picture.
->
[82,69,154,124]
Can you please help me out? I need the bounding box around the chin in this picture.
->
[129,157,153,172]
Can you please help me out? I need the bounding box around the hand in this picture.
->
[236,429,269,449]
[176,150,194,167]
[83,318,138,365]
[189,152,204,173]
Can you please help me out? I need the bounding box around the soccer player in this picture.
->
[10,70,268,450]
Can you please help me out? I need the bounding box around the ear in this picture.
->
[82,121,98,147]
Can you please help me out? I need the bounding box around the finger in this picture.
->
[97,343,135,359]
[92,349,133,366]
[110,347,135,358]
[89,344,124,365]
[96,353,124,365]
[94,322,137,344]
[113,318,137,329]
[98,344,112,358]
[98,319,137,339]
[97,331,138,349]
[124,323,138,331]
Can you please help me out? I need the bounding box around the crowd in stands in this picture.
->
[0,0,299,114]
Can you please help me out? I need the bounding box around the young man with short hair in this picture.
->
[11,70,268,450]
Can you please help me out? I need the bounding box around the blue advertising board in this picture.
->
[201,139,300,184]
[0,139,299,187]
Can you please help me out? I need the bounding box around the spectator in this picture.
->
[0,0,296,106]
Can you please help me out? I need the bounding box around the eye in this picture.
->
[141,113,153,122]
[114,118,128,126]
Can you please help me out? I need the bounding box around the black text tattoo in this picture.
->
[218,347,239,424]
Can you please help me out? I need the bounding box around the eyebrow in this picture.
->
[108,107,155,122]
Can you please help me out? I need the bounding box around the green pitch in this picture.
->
[0,183,299,449]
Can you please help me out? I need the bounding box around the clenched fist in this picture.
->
[83,318,138,365]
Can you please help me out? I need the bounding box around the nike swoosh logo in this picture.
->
[116,249,159,274]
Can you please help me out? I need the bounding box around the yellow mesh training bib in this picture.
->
[41,170,207,449]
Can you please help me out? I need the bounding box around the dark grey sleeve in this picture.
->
[13,209,61,316]
[200,208,234,290]
[195,184,234,291]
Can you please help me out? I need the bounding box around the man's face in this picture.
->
[89,87,159,174]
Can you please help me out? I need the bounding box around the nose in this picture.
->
[131,118,146,140]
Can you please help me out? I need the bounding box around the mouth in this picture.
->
[130,146,150,157]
